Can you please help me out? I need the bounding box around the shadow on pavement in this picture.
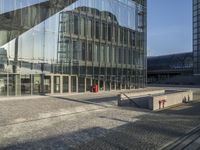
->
[2,112,197,150]
[52,96,117,108]
[158,101,200,116]
[52,95,150,113]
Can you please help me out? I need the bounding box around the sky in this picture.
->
[147,0,192,56]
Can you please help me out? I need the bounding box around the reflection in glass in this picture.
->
[54,76,60,93]
[33,74,41,95]
[21,75,31,95]
[71,76,77,92]
[0,74,7,96]
[63,76,69,93]
[44,76,51,93]
[78,77,85,92]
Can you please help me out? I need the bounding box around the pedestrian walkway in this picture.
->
[161,125,200,150]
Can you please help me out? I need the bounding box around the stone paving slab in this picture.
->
[0,93,200,150]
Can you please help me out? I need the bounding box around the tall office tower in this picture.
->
[0,0,147,97]
[193,0,200,75]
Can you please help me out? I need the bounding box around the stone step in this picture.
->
[161,126,200,150]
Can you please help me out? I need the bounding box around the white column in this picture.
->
[30,74,33,95]
[7,73,9,96]
[84,78,87,92]
[15,74,21,96]
[69,76,71,93]
[60,75,63,94]
[76,76,78,93]
[103,81,105,91]
[51,75,54,94]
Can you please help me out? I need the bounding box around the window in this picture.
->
[100,45,104,62]
[61,13,69,34]
[94,44,98,62]
[115,26,118,43]
[108,24,112,42]
[95,44,100,62]
[87,19,92,38]
[109,46,112,63]
[74,15,79,35]
[81,41,86,61]
[80,17,86,37]
[120,28,123,44]
[124,29,128,45]
[87,43,92,61]
[73,40,79,60]
[130,32,135,47]
[102,22,107,40]
[119,47,124,64]
[106,46,110,63]
[124,48,127,65]
[95,21,100,39]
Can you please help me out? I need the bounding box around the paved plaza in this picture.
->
[0,90,200,150]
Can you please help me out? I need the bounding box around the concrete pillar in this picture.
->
[124,81,126,90]
[15,74,21,96]
[51,75,54,94]
[97,80,100,91]
[41,74,45,95]
[90,78,92,86]
[7,73,9,96]
[103,81,105,91]
[60,75,63,94]
[84,78,87,93]
[13,37,18,74]
[76,76,78,93]
[30,74,33,95]
[69,76,71,93]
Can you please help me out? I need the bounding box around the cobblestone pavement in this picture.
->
[0,92,200,150]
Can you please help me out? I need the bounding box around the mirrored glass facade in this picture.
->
[0,0,147,97]
[193,0,200,75]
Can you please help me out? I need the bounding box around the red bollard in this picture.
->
[95,84,98,92]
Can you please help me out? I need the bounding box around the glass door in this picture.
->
[54,76,60,93]
[33,74,41,95]
[44,76,51,93]
[63,76,69,93]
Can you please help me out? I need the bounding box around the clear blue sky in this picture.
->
[147,0,192,56]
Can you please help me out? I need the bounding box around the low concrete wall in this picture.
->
[118,95,151,108]
[118,89,165,107]
[118,89,193,111]
[193,90,200,101]
[149,91,193,111]
[121,89,165,98]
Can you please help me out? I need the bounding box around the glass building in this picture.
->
[193,0,200,75]
[0,0,147,97]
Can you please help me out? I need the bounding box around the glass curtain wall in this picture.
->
[193,0,200,74]
[0,0,147,96]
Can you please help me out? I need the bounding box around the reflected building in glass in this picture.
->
[0,0,147,96]
[193,0,200,75]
